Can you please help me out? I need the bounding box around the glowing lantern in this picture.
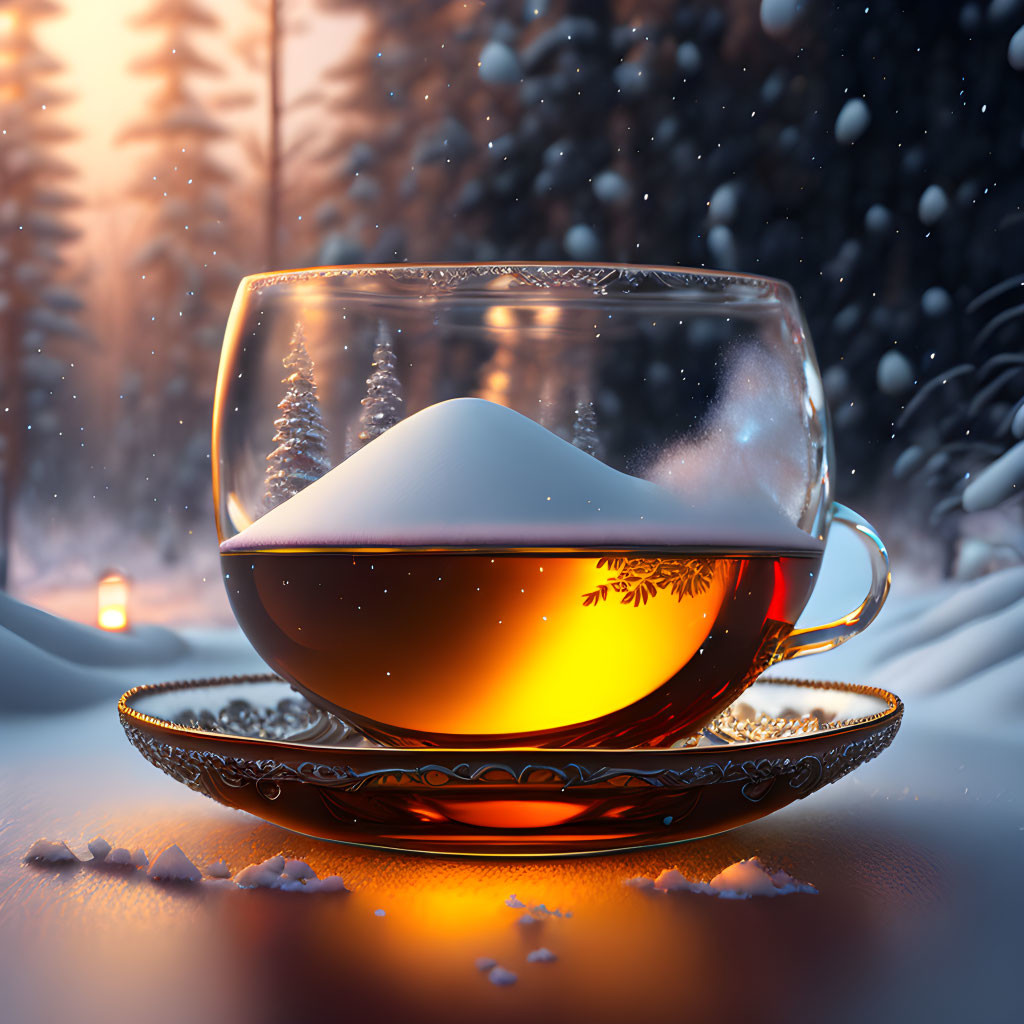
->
[97,569,130,632]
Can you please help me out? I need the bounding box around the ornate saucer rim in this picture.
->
[118,674,903,756]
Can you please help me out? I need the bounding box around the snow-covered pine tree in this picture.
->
[311,0,1024,510]
[358,322,404,445]
[313,0,498,263]
[0,0,84,589]
[264,323,331,511]
[572,400,602,458]
[893,240,1024,573]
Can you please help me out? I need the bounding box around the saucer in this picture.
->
[119,675,902,856]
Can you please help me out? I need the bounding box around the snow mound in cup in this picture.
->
[222,398,819,551]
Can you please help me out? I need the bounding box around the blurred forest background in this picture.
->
[1,0,1023,623]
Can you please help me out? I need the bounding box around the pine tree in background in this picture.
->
[217,0,321,271]
[121,0,237,553]
[314,0,500,263]
[358,321,403,445]
[0,0,83,589]
[572,401,602,459]
[264,323,331,511]
[311,0,1024,536]
[891,225,1024,574]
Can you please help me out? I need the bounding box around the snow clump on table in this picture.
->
[24,839,79,863]
[625,857,817,898]
[488,966,518,986]
[23,838,346,893]
[108,848,139,867]
[527,947,558,963]
[506,894,572,918]
[232,853,348,893]
[87,837,112,861]
[148,844,203,883]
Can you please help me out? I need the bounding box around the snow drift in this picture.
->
[223,398,819,552]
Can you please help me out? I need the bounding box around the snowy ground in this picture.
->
[0,533,1022,1023]
[763,523,1024,743]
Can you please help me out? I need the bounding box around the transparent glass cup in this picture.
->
[213,263,889,749]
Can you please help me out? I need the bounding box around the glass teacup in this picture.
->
[213,263,889,748]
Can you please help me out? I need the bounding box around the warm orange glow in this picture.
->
[476,556,730,734]
[218,549,830,748]
[226,491,254,533]
[98,607,128,631]
[97,570,130,632]
[0,10,19,36]
[226,551,730,736]
[484,304,514,329]
[483,304,561,330]
[531,303,561,328]
[440,799,590,829]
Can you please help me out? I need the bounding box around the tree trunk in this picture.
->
[267,0,282,270]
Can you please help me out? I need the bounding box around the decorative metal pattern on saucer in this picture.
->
[120,675,902,856]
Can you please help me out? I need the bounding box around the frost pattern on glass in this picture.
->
[244,263,779,297]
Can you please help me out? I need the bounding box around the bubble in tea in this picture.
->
[221,399,823,748]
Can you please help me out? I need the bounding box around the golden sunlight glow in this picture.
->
[484,304,562,330]
[97,570,130,632]
[531,303,561,328]
[225,551,736,739]
[472,557,729,733]
[226,491,254,534]
[484,304,515,329]
[0,10,19,36]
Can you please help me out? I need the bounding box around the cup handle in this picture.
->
[774,502,891,662]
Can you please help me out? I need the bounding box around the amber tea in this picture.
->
[221,545,821,748]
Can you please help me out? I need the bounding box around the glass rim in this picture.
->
[238,260,796,298]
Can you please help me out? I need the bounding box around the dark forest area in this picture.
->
[2,0,1023,611]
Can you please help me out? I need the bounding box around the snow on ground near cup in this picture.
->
[764,526,1024,740]
[0,589,195,712]
[0,591,266,713]
[222,398,820,552]
[0,591,186,666]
